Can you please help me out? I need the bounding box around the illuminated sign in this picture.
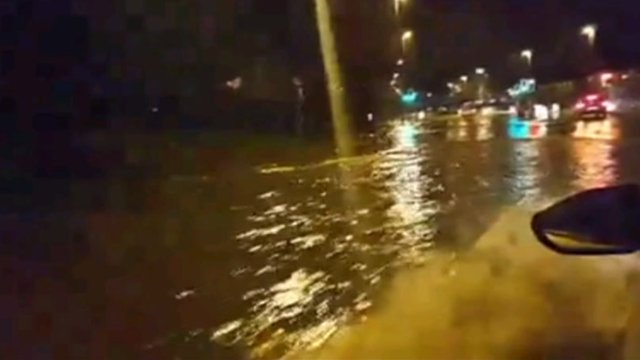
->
[508,78,536,98]
[401,90,419,104]
[508,118,548,139]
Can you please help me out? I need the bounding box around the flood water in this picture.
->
[6,114,640,359]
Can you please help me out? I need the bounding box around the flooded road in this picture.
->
[5,114,640,359]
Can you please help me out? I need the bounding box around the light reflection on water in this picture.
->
[571,120,619,190]
[204,116,635,359]
[507,140,543,204]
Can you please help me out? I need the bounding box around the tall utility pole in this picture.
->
[314,0,354,156]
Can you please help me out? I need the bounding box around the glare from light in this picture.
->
[533,104,549,121]
[476,118,493,141]
[571,121,616,190]
[480,107,495,116]
[367,113,374,122]
[521,49,533,67]
[396,123,419,148]
[401,90,418,104]
[460,75,468,82]
[508,137,542,203]
[573,120,618,140]
[447,82,454,89]
[508,118,548,139]
[426,92,433,97]
[475,68,486,75]
[226,77,243,90]
[600,73,614,86]
[393,72,400,79]
[551,103,561,120]
[447,124,469,141]
[418,111,426,120]
[397,59,404,66]
[379,120,438,252]
[581,24,597,45]
[604,100,617,112]
[402,30,413,42]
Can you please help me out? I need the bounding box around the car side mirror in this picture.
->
[531,184,640,255]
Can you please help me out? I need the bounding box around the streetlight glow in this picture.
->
[401,30,413,42]
[460,75,468,82]
[397,59,404,66]
[521,49,533,62]
[475,68,486,75]
[581,24,597,45]
[401,30,414,54]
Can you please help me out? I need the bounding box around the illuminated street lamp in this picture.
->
[397,58,404,66]
[581,24,597,46]
[521,49,533,67]
[460,75,468,82]
[401,30,414,53]
[402,30,413,42]
[475,67,486,75]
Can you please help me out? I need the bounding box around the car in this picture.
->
[435,103,459,116]
[574,93,615,120]
[458,101,478,117]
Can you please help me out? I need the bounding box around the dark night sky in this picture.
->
[403,0,640,86]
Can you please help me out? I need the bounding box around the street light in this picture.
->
[475,68,486,75]
[402,30,413,42]
[397,58,404,66]
[581,24,597,46]
[401,30,414,54]
[460,75,468,82]
[521,49,533,67]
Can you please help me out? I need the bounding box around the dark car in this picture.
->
[436,103,459,116]
[575,93,614,120]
